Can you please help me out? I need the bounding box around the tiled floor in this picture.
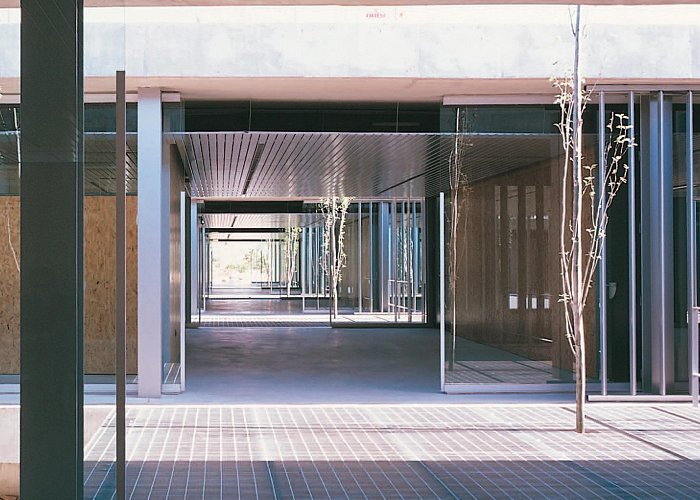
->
[84,404,700,499]
[445,360,573,385]
[198,297,421,327]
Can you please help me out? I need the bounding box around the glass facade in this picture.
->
[672,102,700,390]
[440,99,699,396]
[442,105,580,386]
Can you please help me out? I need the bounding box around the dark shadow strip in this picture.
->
[653,406,700,426]
[561,407,690,460]
[266,461,280,500]
[417,461,461,499]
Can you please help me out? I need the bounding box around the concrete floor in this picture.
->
[0,324,573,407]
[180,326,442,404]
[153,325,574,406]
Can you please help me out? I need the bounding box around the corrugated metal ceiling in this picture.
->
[0,132,138,195]
[170,132,563,200]
[1,131,572,230]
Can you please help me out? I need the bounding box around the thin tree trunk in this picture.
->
[450,204,457,371]
[331,218,338,319]
[576,310,586,433]
[286,238,292,297]
[286,234,291,296]
[572,4,585,434]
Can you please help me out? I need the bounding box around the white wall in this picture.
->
[0,5,699,99]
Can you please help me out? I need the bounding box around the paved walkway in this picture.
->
[199,297,419,327]
[85,403,700,499]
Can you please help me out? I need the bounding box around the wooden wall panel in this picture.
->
[0,196,138,375]
[84,196,138,374]
[0,198,20,374]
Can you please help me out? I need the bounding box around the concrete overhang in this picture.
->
[0,77,562,103]
[0,0,695,5]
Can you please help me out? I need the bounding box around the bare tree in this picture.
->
[320,197,352,319]
[285,225,302,296]
[448,108,469,370]
[266,234,273,293]
[556,5,634,433]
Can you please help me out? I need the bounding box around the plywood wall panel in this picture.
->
[0,196,138,375]
[84,196,138,374]
[0,198,20,374]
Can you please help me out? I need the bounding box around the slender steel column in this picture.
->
[379,203,390,312]
[598,92,608,395]
[308,227,313,306]
[686,92,698,406]
[115,70,127,500]
[190,203,199,317]
[208,240,213,295]
[179,192,187,392]
[440,193,446,391]
[358,203,363,312]
[369,203,374,312]
[20,1,84,497]
[393,199,399,322]
[640,96,652,391]
[200,220,206,313]
[628,91,638,396]
[301,227,306,311]
[421,199,427,323]
[412,201,419,320]
[658,92,674,395]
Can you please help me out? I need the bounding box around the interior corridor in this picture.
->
[179,325,441,404]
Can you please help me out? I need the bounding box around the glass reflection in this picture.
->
[444,105,599,386]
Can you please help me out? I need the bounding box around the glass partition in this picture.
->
[441,97,699,396]
[672,100,700,394]
[442,105,598,390]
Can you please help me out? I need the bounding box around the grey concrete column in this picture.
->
[137,87,166,398]
[20,1,84,498]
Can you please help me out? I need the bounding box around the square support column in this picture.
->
[137,88,167,398]
[640,93,674,395]
[20,1,84,497]
[190,202,199,319]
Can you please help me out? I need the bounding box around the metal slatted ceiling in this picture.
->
[1,131,563,200]
[84,133,139,195]
[170,132,565,201]
[0,130,582,224]
[204,213,324,230]
[0,133,20,194]
[172,132,440,198]
[205,213,237,229]
[0,132,138,195]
